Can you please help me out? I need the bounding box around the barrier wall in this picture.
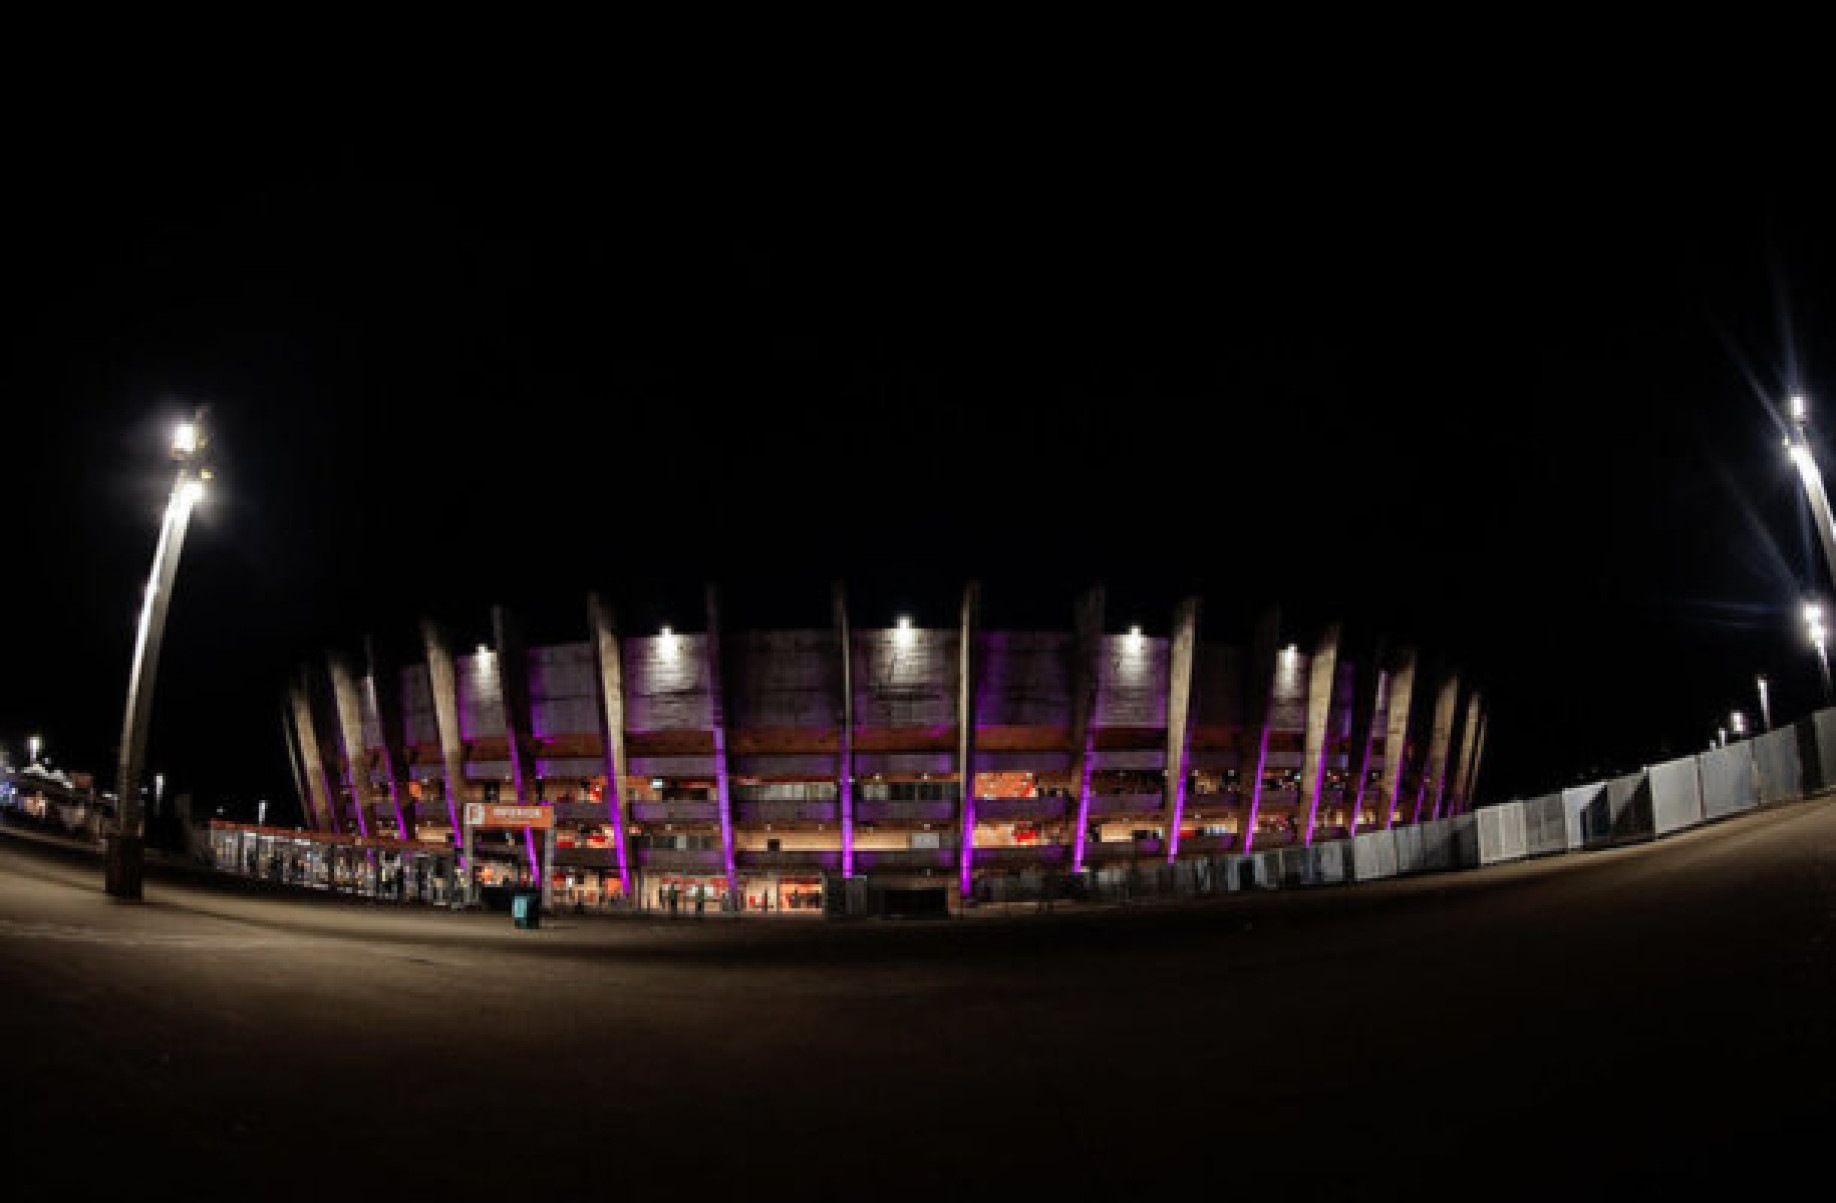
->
[1753,725,1803,805]
[1562,783,1608,848]
[1699,741,1757,821]
[1474,802,1527,864]
[1810,712,1836,794]
[1522,793,1567,856]
[1350,829,1398,881]
[1601,770,1653,845]
[1648,755,1703,836]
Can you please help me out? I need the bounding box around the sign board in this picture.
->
[464,803,555,830]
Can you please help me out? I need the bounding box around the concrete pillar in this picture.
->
[703,586,739,903]
[418,618,470,867]
[286,672,335,832]
[1462,708,1489,813]
[1163,597,1201,863]
[1378,649,1418,829]
[365,635,416,841]
[280,694,313,831]
[327,651,377,838]
[832,581,856,879]
[1237,608,1282,855]
[586,593,633,899]
[1343,634,1388,833]
[491,605,544,886]
[1068,586,1105,874]
[958,580,982,899]
[1299,622,1342,845]
[1417,671,1461,823]
[1447,693,1484,816]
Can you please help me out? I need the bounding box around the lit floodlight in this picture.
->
[897,616,912,630]
[172,421,198,457]
[182,478,205,504]
[1792,394,1808,423]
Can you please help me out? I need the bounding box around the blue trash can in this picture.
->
[511,889,541,929]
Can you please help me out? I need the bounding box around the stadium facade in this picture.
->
[273,584,1485,913]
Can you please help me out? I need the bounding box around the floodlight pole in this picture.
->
[106,409,210,900]
[1788,396,1836,606]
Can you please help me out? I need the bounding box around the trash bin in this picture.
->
[511,889,541,930]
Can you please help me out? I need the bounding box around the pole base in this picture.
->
[104,834,145,901]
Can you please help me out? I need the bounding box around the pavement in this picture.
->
[3,800,1833,1201]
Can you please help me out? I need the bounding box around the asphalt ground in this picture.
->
[3,802,1833,1201]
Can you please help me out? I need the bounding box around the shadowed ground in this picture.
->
[4,800,1832,1201]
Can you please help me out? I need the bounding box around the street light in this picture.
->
[1786,395,1836,603]
[106,408,211,900]
[1757,674,1772,732]
[1806,601,1833,706]
[27,734,41,765]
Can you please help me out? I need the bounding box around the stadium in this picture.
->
[247,583,1486,916]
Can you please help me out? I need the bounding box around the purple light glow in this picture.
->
[1239,724,1273,855]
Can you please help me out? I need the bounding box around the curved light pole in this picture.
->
[1806,602,1833,706]
[106,409,211,900]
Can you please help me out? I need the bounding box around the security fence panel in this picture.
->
[1562,782,1609,848]
[1811,709,1836,794]
[1392,824,1426,874]
[1753,726,1803,805]
[1256,850,1284,888]
[1350,830,1398,880]
[1418,818,1454,871]
[1278,845,1309,887]
[1699,741,1758,821]
[1521,793,1567,856]
[1648,756,1704,837]
[1475,802,1528,864]
[1315,840,1347,884]
[1601,770,1653,844]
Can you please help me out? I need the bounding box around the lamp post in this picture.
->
[106,409,211,900]
[1787,394,1836,602]
[1806,601,1833,706]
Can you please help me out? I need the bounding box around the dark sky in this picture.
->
[9,119,1836,821]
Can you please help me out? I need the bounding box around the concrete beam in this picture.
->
[326,652,375,836]
[1417,670,1460,823]
[1068,586,1105,873]
[703,586,739,901]
[1299,622,1343,845]
[1163,596,1201,863]
[285,672,335,832]
[365,634,416,841]
[958,580,982,898]
[1463,708,1489,812]
[418,618,470,868]
[1344,633,1388,833]
[1238,607,1282,855]
[832,581,855,879]
[586,593,633,898]
[491,605,544,886]
[1448,693,1484,815]
[1379,649,1418,829]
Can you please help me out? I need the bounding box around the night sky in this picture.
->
[10,122,1836,823]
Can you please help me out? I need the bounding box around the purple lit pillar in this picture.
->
[1068,587,1104,874]
[1298,622,1342,846]
[1379,649,1417,829]
[286,672,336,832]
[587,593,633,899]
[1418,670,1460,824]
[492,606,547,890]
[1445,691,1483,817]
[704,586,739,902]
[326,653,374,838]
[1344,636,1387,834]
[1163,597,1201,863]
[419,618,471,869]
[365,635,416,841]
[832,582,855,879]
[1236,608,1282,856]
[957,581,982,900]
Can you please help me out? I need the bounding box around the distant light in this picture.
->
[1128,625,1142,639]
[172,421,198,456]
[898,616,912,630]
[182,478,205,504]
[660,625,673,638]
[1792,394,1808,421]
[475,644,490,657]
